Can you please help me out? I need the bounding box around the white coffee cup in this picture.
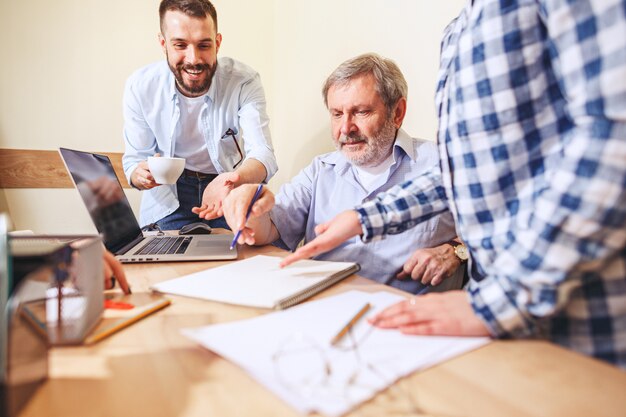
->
[147,156,185,184]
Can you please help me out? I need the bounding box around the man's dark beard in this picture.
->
[169,60,217,97]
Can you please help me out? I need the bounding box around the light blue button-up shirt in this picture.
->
[122,57,278,226]
[270,129,462,294]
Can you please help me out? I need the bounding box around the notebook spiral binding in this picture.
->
[275,264,361,310]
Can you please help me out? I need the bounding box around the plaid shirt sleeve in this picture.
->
[356,163,450,241]
[468,0,626,338]
[355,0,626,358]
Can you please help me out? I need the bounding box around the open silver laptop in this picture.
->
[59,147,237,263]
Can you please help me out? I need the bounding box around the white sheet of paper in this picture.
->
[182,290,490,416]
[150,255,357,309]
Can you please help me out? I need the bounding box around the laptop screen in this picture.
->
[59,148,142,253]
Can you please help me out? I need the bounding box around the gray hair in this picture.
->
[322,53,408,115]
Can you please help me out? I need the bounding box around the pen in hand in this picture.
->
[230,183,264,250]
[330,303,371,346]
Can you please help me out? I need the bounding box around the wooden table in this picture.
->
[18,243,626,417]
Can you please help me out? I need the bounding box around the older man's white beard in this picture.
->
[338,120,397,167]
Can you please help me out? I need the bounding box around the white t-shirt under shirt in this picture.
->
[175,94,217,174]
[353,152,395,193]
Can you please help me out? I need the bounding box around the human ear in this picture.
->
[158,32,167,54]
[392,97,407,128]
[215,32,223,54]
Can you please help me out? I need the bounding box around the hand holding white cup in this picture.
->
[147,156,185,184]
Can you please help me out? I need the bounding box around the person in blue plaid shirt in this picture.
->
[281,0,626,369]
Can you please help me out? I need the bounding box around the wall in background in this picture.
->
[0,0,465,233]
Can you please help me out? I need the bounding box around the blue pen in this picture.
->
[230,183,264,250]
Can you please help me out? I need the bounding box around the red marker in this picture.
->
[104,299,135,310]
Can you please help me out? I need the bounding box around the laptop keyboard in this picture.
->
[133,236,192,255]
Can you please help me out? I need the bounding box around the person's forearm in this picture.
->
[357,165,448,242]
[233,158,268,185]
[246,213,280,246]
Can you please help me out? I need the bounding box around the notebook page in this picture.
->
[151,255,358,309]
[182,290,490,416]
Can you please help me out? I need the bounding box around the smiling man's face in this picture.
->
[159,10,222,97]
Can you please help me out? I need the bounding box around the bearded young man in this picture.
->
[122,0,277,230]
[222,53,466,294]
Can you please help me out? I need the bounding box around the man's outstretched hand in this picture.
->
[279,210,362,268]
[192,172,241,220]
[368,291,490,337]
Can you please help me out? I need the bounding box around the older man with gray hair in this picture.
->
[223,53,465,293]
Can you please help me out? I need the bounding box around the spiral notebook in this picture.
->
[150,255,360,309]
